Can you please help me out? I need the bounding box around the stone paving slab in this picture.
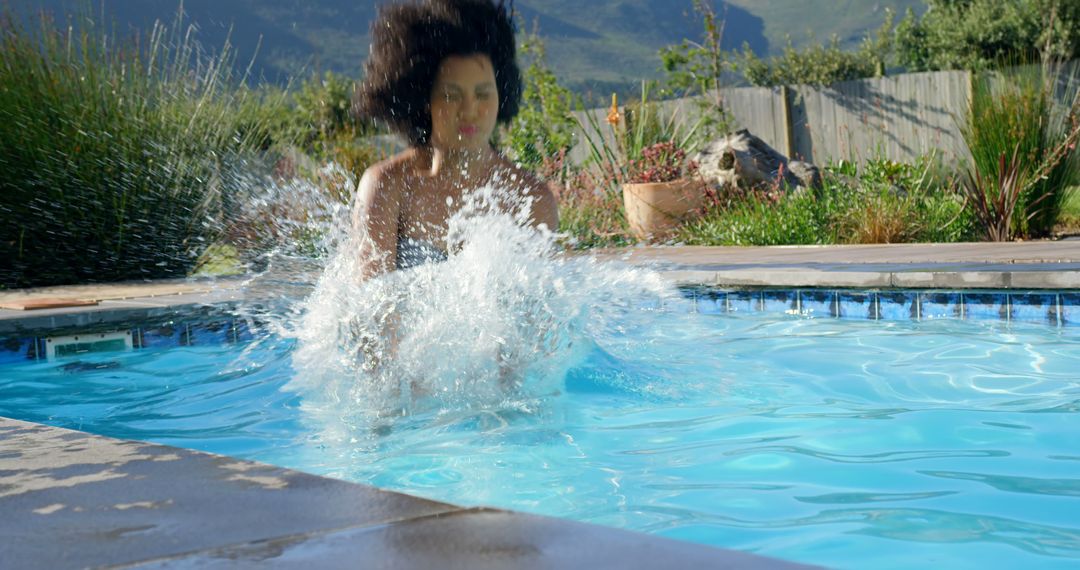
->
[594,243,1080,289]
[600,242,1080,265]
[0,417,815,570]
[0,276,249,305]
[0,289,245,335]
[655,268,1080,289]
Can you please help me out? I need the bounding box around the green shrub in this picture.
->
[835,156,974,243]
[676,154,975,246]
[293,71,356,146]
[677,190,832,245]
[735,11,894,87]
[621,81,707,161]
[896,0,1080,73]
[505,31,576,173]
[1056,186,1080,233]
[0,8,286,288]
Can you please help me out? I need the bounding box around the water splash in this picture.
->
[276,171,674,436]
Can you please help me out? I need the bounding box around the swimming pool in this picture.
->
[2,287,1078,569]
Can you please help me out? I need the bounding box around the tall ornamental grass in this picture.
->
[0,9,284,288]
[960,62,1080,240]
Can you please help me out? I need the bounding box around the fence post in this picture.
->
[780,85,795,158]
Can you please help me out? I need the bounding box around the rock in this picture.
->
[693,129,821,192]
[787,160,822,191]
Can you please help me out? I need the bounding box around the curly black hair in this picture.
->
[354,0,522,147]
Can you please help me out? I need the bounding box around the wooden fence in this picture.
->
[569,61,1079,168]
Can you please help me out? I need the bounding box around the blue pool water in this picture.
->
[2,296,1080,569]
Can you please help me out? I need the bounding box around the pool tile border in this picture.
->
[677,287,1080,327]
[5,287,1080,364]
[0,316,256,364]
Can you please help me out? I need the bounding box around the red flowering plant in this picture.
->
[624,140,699,184]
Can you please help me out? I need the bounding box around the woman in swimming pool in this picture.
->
[352,0,558,279]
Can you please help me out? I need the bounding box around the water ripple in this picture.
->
[794,490,957,504]
[919,470,1080,497]
[725,445,1010,463]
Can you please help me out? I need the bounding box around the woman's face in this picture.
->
[429,54,499,152]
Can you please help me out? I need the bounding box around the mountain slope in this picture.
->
[18,0,924,90]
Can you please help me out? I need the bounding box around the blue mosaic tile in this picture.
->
[139,325,183,349]
[1060,294,1080,327]
[189,321,235,345]
[920,292,961,320]
[964,293,1008,321]
[677,286,709,301]
[799,290,836,318]
[837,292,877,320]
[694,290,728,315]
[878,291,918,321]
[763,290,796,314]
[1009,294,1058,325]
[0,337,34,365]
[727,290,760,314]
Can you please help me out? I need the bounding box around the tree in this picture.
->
[659,0,728,96]
[736,10,894,87]
[896,0,1080,72]
[657,1,733,137]
[505,26,576,170]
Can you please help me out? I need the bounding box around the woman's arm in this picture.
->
[528,179,560,232]
[352,163,403,281]
[506,162,558,232]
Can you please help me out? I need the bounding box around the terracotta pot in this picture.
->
[622,178,706,239]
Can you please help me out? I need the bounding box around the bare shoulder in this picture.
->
[353,149,420,229]
[495,156,559,230]
[496,156,554,197]
[357,150,416,198]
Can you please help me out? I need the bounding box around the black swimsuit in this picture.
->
[395,238,448,270]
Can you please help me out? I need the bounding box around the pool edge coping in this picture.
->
[6,241,1080,319]
[0,415,816,569]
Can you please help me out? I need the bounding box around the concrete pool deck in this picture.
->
[4,241,1080,568]
[599,241,1080,289]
